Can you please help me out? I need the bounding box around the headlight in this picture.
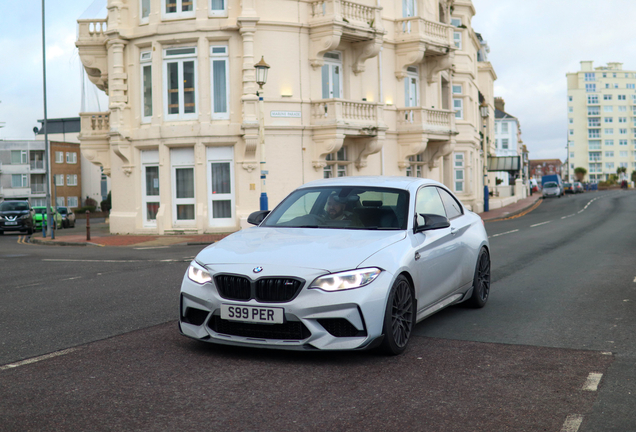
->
[310,268,381,292]
[187,262,212,284]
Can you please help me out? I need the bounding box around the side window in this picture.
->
[438,188,463,219]
[415,187,446,226]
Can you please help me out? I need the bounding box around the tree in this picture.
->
[631,170,636,183]
[617,166,627,178]
[574,167,587,182]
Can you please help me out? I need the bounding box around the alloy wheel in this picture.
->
[391,280,414,348]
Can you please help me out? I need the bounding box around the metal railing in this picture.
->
[31,184,46,194]
[30,161,44,170]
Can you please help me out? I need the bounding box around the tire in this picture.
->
[27,227,33,235]
[0,230,3,235]
[466,248,491,308]
[380,275,415,355]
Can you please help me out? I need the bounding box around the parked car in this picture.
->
[0,200,34,235]
[563,183,574,194]
[33,206,62,230]
[57,206,76,228]
[573,182,584,193]
[542,181,562,198]
[179,177,491,355]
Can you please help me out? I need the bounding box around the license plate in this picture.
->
[5,222,17,226]
[220,304,284,324]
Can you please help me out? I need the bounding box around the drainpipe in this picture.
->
[378,46,384,175]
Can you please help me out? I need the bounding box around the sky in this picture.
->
[2,0,636,161]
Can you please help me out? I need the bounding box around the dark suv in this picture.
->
[0,200,35,235]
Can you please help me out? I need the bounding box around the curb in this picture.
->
[481,197,542,222]
[30,238,100,247]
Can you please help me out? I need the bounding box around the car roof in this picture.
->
[298,176,442,190]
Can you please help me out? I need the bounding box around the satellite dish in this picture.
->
[33,127,39,134]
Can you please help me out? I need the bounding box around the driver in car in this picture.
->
[326,194,362,226]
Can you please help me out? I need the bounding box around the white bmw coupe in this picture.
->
[179,177,490,355]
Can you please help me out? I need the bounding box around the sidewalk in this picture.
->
[30,221,230,247]
[28,196,543,247]
[478,194,542,222]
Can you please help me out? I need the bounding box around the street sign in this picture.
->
[270,111,301,118]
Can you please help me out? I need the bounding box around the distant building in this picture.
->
[0,140,82,209]
[566,61,636,183]
[529,159,562,183]
[492,97,524,186]
[36,117,110,205]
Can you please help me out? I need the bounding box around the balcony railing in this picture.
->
[77,19,108,44]
[396,107,455,133]
[394,17,452,47]
[310,0,381,29]
[31,184,46,194]
[80,112,110,137]
[311,99,382,125]
[30,161,44,170]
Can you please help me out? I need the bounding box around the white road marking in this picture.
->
[16,282,43,289]
[134,246,170,250]
[561,414,583,432]
[633,276,636,283]
[44,259,145,263]
[488,229,519,238]
[0,348,77,371]
[582,372,603,391]
[561,214,576,219]
[601,352,613,355]
[530,221,551,227]
[61,276,81,281]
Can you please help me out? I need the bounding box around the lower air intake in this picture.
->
[317,318,367,337]
[209,316,311,340]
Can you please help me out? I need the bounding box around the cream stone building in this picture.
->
[567,61,636,183]
[76,0,496,234]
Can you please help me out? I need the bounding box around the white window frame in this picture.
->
[163,47,198,121]
[587,95,598,104]
[588,129,600,138]
[404,66,419,107]
[171,148,196,226]
[12,174,28,188]
[589,140,601,150]
[141,150,160,227]
[406,154,424,178]
[450,17,461,27]
[453,98,463,119]
[140,0,150,23]
[604,94,612,100]
[585,83,596,92]
[162,0,195,20]
[209,0,228,17]
[55,151,64,163]
[619,140,628,146]
[324,146,348,178]
[11,150,28,164]
[403,0,417,17]
[54,174,64,186]
[141,51,153,123]
[453,31,462,49]
[454,152,465,193]
[452,84,462,95]
[321,51,343,99]
[66,174,78,186]
[210,45,230,119]
[56,197,65,207]
[207,146,235,227]
[605,139,614,146]
[67,197,78,208]
[66,152,77,164]
[501,138,509,149]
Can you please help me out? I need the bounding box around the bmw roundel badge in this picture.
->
[253,266,263,273]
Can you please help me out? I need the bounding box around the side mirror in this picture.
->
[247,210,270,226]
[414,213,450,233]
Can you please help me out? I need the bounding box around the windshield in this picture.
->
[262,186,409,230]
[58,207,68,215]
[34,208,48,214]
[0,201,29,211]
[564,183,572,188]
[544,182,558,188]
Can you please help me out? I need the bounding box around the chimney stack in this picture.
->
[494,97,505,112]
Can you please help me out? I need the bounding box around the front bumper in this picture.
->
[179,264,394,351]
[0,220,32,232]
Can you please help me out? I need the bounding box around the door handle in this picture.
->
[450,227,458,235]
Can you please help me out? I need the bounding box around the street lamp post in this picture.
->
[41,0,54,239]
[254,56,270,211]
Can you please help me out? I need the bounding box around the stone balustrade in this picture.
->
[77,19,108,43]
[310,0,380,28]
[396,107,455,133]
[394,17,452,47]
[311,99,382,125]
[80,112,110,136]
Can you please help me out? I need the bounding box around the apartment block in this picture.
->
[567,61,636,182]
[76,0,497,234]
[0,141,82,209]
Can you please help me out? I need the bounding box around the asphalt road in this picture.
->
[1,190,635,431]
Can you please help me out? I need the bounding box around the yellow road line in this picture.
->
[485,199,543,223]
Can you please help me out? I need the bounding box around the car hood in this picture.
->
[0,210,29,217]
[196,227,406,272]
